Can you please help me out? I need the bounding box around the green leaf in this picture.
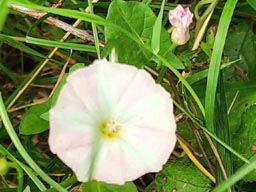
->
[186,59,239,85]
[200,27,215,57]
[69,63,85,72]
[0,34,45,58]
[224,22,256,80]
[82,181,138,192]
[205,0,238,133]
[0,0,9,31]
[247,0,256,10]
[151,0,165,54]
[146,158,211,192]
[227,89,256,135]
[26,36,96,52]
[19,100,51,135]
[105,0,184,69]
[0,94,66,192]
[232,105,256,182]
[215,72,233,185]
[23,186,31,192]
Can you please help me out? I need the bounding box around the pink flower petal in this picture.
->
[169,5,193,45]
[49,59,177,184]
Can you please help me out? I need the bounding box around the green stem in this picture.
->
[1,175,9,188]
[88,0,101,59]
[8,162,24,192]
[0,144,46,191]
[195,0,220,36]
[194,0,213,20]
[0,93,67,192]
[44,175,78,192]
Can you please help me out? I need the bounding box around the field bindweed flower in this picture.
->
[49,59,176,185]
[169,5,193,45]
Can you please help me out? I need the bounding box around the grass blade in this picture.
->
[151,0,165,54]
[205,0,238,133]
[215,71,233,187]
[212,155,256,192]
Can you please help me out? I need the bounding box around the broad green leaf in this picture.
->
[247,0,256,10]
[227,89,256,135]
[200,27,215,57]
[146,158,211,192]
[177,121,196,143]
[232,105,256,182]
[19,100,51,135]
[105,0,184,69]
[82,181,138,192]
[224,22,256,80]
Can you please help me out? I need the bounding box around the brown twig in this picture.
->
[7,98,48,113]
[204,133,231,192]
[10,4,105,46]
[45,0,64,8]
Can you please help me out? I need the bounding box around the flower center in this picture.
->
[100,119,121,139]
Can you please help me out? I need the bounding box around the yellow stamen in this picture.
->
[100,119,121,139]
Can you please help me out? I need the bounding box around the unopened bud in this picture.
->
[169,5,193,45]
[0,157,9,175]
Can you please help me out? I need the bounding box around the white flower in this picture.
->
[169,5,193,45]
[49,59,176,185]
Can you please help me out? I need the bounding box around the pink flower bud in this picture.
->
[169,5,193,45]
